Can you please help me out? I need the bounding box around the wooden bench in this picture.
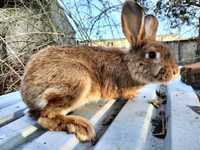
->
[0,79,200,150]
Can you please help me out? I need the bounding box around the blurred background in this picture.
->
[0,0,200,94]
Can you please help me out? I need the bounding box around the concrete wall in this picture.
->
[165,39,198,65]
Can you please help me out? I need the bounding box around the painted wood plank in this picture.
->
[0,91,22,109]
[74,99,126,150]
[0,101,27,127]
[165,79,200,150]
[20,100,116,150]
[0,116,40,150]
[94,84,157,150]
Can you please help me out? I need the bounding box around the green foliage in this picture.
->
[139,0,200,28]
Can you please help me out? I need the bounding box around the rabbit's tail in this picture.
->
[38,112,96,142]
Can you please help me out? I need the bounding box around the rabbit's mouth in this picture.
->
[153,65,180,82]
[152,65,163,77]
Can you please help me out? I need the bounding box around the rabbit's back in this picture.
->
[22,45,125,83]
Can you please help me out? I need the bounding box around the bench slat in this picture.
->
[165,80,200,150]
[3,80,199,150]
[0,101,27,126]
[94,84,157,150]
[0,116,40,150]
[20,100,116,150]
[0,92,22,109]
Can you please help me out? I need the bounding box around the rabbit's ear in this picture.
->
[121,0,145,47]
[144,15,158,41]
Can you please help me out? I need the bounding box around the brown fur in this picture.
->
[20,1,179,142]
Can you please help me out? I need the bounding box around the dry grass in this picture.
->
[0,0,75,95]
[0,57,23,94]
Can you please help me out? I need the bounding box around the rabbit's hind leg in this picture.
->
[37,77,96,142]
[38,114,95,142]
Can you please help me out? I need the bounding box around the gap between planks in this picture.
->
[0,101,27,127]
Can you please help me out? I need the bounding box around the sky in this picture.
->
[59,0,199,40]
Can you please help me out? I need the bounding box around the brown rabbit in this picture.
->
[20,0,179,142]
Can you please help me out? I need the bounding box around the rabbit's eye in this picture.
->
[145,51,160,60]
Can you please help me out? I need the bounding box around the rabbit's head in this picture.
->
[122,0,179,84]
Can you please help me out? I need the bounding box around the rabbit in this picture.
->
[20,0,179,142]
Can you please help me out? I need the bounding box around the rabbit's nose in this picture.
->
[173,70,177,75]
